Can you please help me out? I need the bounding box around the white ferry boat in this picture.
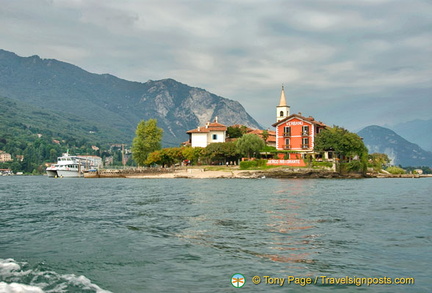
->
[46,153,81,178]
[46,152,103,178]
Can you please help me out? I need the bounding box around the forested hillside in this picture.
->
[0,96,124,173]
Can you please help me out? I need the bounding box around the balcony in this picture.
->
[282,145,291,150]
[283,132,291,137]
[302,131,309,136]
[302,144,310,149]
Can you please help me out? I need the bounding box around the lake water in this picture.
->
[0,176,431,292]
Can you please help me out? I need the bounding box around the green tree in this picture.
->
[181,146,204,165]
[10,161,22,174]
[49,148,58,163]
[131,119,163,166]
[145,147,184,167]
[315,126,368,173]
[204,142,239,163]
[262,130,269,146]
[236,134,265,159]
[226,126,244,138]
[112,149,123,166]
[315,126,368,159]
[21,144,38,173]
[368,153,390,171]
[145,150,163,166]
[163,147,185,167]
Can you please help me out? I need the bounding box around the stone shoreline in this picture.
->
[86,167,428,179]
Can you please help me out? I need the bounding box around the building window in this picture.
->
[212,134,217,140]
[283,126,291,137]
[302,125,309,136]
[284,138,290,149]
[280,111,284,117]
[302,137,309,149]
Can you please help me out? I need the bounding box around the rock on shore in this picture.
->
[239,168,364,179]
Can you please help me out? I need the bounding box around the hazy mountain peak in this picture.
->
[358,125,432,167]
[387,119,432,152]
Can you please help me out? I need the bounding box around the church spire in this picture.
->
[276,84,290,122]
[278,85,287,106]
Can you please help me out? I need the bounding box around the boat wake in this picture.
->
[0,258,111,293]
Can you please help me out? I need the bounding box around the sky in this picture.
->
[1,0,431,131]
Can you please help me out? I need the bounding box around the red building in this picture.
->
[270,86,327,164]
[273,114,327,152]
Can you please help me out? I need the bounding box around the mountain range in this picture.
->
[0,49,261,147]
[358,125,432,167]
[387,119,432,152]
[1,49,431,167]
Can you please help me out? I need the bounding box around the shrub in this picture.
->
[261,145,277,152]
[239,159,267,170]
[240,161,256,169]
[312,161,333,168]
[346,160,362,172]
[386,166,405,174]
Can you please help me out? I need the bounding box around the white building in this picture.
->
[0,151,13,162]
[186,119,227,148]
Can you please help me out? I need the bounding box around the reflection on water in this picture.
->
[262,180,317,264]
[177,179,323,266]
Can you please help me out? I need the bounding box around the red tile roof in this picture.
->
[187,122,228,133]
[247,129,276,143]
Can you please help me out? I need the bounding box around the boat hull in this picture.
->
[46,170,58,177]
[56,170,80,178]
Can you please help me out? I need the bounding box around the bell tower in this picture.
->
[276,85,290,122]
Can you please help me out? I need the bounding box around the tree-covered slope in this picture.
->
[0,95,129,173]
[0,95,125,146]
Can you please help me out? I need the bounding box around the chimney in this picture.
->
[215,116,218,123]
[198,127,200,131]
